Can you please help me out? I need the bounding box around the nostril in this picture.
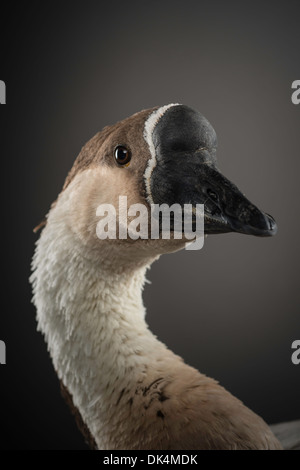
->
[207,188,219,202]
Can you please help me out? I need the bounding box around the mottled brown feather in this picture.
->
[60,380,97,450]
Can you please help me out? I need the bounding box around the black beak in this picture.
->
[192,165,277,236]
[150,160,277,237]
[148,105,277,237]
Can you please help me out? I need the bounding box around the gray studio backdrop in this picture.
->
[28,1,299,425]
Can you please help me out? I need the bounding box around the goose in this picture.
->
[31,103,284,450]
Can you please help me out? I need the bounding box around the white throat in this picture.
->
[30,185,174,449]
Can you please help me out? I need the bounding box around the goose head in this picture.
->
[64,103,276,264]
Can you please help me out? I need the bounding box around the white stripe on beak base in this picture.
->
[143,104,180,204]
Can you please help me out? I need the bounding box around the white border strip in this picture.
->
[143,103,180,204]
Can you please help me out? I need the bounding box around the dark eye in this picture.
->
[115,146,131,166]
